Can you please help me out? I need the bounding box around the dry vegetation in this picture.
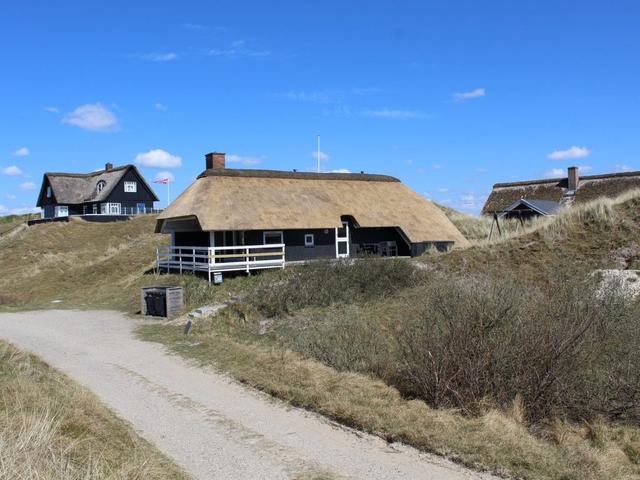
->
[0,340,187,479]
[3,194,640,479]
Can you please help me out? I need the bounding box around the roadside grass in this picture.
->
[138,317,640,480]
[0,339,188,479]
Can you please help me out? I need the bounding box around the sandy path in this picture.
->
[0,310,496,480]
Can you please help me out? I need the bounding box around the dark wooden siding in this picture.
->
[104,169,156,210]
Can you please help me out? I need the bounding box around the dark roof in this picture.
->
[36,164,159,206]
[482,170,640,215]
[501,198,562,216]
[197,168,400,182]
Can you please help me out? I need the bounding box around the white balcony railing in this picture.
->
[156,244,286,281]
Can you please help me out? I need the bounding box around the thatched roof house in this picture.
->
[155,152,468,274]
[36,163,158,220]
[482,166,640,216]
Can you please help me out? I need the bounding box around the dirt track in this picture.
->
[0,310,497,480]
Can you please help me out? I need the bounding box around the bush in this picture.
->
[393,272,640,423]
[248,258,422,317]
[267,266,640,425]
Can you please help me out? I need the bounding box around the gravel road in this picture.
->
[0,310,497,480]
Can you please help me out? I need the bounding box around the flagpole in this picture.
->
[168,180,171,207]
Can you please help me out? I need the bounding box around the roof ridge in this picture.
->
[492,170,640,188]
[197,168,400,182]
[45,165,131,177]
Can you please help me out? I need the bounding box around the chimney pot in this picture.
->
[105,163,113,171]
[568,166,579,190]
[205,152,225,170]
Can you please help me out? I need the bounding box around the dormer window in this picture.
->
[96,180,106,193]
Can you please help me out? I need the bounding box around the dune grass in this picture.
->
[139,316,640,480]
[0,339,188,480]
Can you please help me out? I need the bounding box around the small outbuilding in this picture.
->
[499,198,562,220]
[155,152,469,279]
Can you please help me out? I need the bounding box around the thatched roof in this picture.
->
[36,165,158,206]
[482,170,640,215]
[156,168,470,246]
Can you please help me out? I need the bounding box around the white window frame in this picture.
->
[124,181,137,193]
[96,180,106,194]
[104,202,121,215]
[263,231,283,245]
[304,233,315,247]
[54,205,68,218]
[46,186,52,198]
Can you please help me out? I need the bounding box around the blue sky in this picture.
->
[1,0,640,215]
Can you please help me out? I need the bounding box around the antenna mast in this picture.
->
[316,135,321,173]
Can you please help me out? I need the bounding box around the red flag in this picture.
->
[154,178,170,184]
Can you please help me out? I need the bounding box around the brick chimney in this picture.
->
[105,162,113,171]
[568,166,579,190]
[205,152,225,170]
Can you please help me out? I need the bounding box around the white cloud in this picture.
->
[140,52,178,62]
[547,146,591,161]
[579,165,593,174]
[207,40,269,58]
[227,154,264,166]
[5,194,16,200]
[13,147,29,157]
[44,106,59,113]
[615,164,635,172]
[351,87,382,95]
[544,168,565,178]
[154,102,167,111]
[329,168,351,173]
[279,91,334,103]
[362,109,425,119]
[2,165,23,176]
[311,151,330,162]
[453,88,486,101]
[19,182,36,191]
[62,103,119,132]
[437,187,449,193]
[135,149,182,168]
[154,171,175,182]
[182,23,207,31]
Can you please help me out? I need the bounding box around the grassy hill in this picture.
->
[0,216,169,310]
[3,195,640,479]
[433,190,640,281]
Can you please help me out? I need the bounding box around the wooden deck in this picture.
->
[156,244,286,281]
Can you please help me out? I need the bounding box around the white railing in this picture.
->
[156,244,286,281]
[81,207,164,216]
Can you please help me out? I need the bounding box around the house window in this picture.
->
[304,233,315,247]
[124,181,137,193]
[106,203,121,215]
[92,204,97,214]
[263,231,283,245]
[54,206,68,217]
[96,180,106,193]
[46,186,52,198]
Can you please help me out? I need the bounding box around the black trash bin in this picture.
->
[144,290,166,317]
